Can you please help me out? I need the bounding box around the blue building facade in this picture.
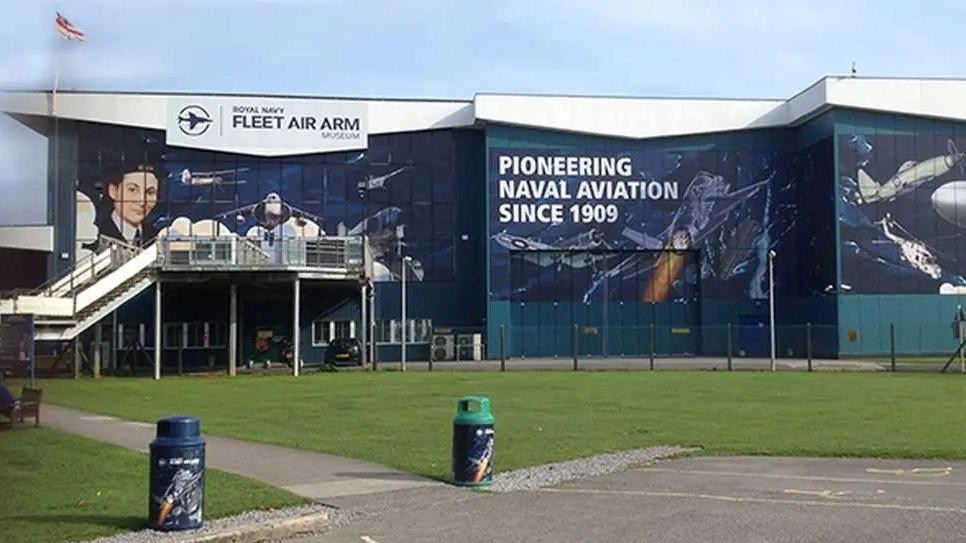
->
[58,121,487,366]
[11,81,966,366]
[485,119,839,359]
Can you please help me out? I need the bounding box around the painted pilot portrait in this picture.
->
[96,163,163,245]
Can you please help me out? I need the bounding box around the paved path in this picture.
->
[292,456,966,542]
[44,404,437,501]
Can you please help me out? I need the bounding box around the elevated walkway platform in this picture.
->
[1,236,366,376]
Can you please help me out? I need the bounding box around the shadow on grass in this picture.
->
[8,514,145,531]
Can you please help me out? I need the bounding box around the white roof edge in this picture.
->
[0,225,54,252]
[6,77,966,140]
[0,91,476,134]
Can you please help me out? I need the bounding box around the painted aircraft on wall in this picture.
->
[856,139,963,204]
[879,213,941,280]
[216,193,322,244]
[577,171,771,303]
[178,168,249,186]
[491,229,609,271]
[622,172,770,251]
[360,165,410,190]
[931,180,966,228]
[334,208,426,281]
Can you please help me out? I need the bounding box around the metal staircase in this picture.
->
[0,240,158,341]
[1,234,365,342]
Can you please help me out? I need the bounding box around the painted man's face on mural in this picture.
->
[108,170,159,227]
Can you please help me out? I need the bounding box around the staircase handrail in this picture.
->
[1,238,145,308]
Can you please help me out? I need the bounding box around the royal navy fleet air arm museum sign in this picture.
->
[166,97,368,156]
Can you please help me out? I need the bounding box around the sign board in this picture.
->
[166,97,368,156]
[0,314,34,376]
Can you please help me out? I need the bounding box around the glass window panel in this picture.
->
[432,203,455,238]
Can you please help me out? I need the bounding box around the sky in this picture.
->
[2,0,966,224]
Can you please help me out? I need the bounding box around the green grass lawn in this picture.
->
[0,428,305,543]
[32,371,966,480]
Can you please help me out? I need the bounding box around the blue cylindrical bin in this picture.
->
[149,415,205,531]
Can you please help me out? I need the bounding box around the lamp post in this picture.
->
[768,250,776,372]
[401,255,413,371]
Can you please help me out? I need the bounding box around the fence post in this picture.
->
[73,338,81,379]
[371,322,378,371]
[806,322,812,372]
[889,322,896,372]
[649,323,655,371]
[572,324,579,371]
[499,324,506,372]
[726,322,733,371]
[177,323,184,376]
[428,338,434,372]
[93,323,102,379]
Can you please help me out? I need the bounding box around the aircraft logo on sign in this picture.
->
[177,105,213,137]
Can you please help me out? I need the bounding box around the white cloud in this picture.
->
[158,217,233,238]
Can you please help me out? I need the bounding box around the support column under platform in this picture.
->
[154,280,162,380]
[228,283,237,376]
[292,277,301,377]
[154,271,362,374]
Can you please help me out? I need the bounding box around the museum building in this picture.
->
[3,76,966,374]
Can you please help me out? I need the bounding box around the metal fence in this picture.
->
[475,323,966,373]
[500,324,836,359]
[157,236,363,272]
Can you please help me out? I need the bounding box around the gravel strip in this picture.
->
[488,445,698,492]
[84,504,331,543]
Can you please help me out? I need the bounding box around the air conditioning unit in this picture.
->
[432,334,455,361]
[456,333,483,361]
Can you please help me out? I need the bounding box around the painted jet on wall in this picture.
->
[491,229,609,271]
[359,165,410,190]
[582,172,770,303]
[178,168,249,186]
[856,139,963,204]
[217,193,322,244]
[335,207,423,281]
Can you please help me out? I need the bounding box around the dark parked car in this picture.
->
[324,338,362,366]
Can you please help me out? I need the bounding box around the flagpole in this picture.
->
[52,30,62,269]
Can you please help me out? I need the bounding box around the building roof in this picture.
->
[5,76,966,140]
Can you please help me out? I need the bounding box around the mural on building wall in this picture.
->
[488,147,814,303]
[73,124,459,282]
[839,134,966,294]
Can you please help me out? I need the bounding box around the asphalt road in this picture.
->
[292,456,966,543]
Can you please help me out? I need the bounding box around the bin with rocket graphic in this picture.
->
[451,396,494,486]
[149,415,205,531]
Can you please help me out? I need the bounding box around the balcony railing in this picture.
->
[157,236,363,273]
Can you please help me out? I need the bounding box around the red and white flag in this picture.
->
[55,12,85,42]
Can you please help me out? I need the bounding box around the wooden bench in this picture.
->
[13,387,43,427]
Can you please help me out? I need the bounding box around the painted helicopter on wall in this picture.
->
[879,213,942,280]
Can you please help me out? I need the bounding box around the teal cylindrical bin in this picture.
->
[149,415,205,531]
[451,396,494,486]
